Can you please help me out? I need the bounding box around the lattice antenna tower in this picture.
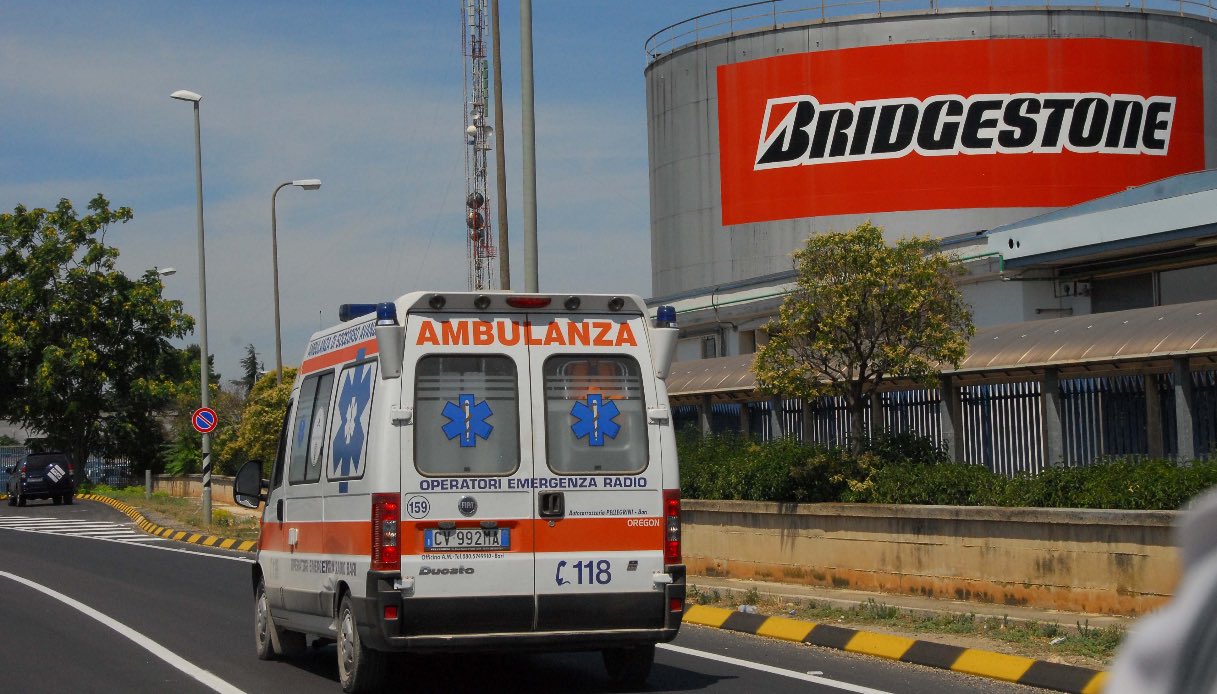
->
[462,0,496,290]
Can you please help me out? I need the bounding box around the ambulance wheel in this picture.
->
[65,494,73,505]
[16,493,26,507]
[255,580,304,660]
[52,495,62,505]
[337,594,386,693]
[602,643,655,687]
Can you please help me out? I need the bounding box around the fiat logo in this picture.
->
[458,496,478,517]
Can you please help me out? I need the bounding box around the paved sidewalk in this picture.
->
[689,574,1136,629]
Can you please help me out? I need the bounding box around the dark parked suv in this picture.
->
[6,453,76,506]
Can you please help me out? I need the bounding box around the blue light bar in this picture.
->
[376,302,399,326]
[655,305,677,328]
[339,304,377,322]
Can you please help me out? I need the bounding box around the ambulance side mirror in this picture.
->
[233,460,268,509]
[650,326,679,380]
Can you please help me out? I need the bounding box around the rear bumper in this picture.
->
[357,565,686,652]
[14,481,74,499]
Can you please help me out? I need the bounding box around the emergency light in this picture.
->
[655,305,677,328]
[339,303,378,322]
[376,302,398,326]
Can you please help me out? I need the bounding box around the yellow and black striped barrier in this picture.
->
[683,604,1107,693]
[79,494,257,553]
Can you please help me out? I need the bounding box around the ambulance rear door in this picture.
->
[527,311,668,632]
[399,312,537,636]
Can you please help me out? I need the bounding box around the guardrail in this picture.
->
[644,0,1217,60]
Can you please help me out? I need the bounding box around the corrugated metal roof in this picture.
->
[666,300,1217,399]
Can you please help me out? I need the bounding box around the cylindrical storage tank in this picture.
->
[645,4,1217,297]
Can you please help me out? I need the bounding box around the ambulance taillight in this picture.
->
[372,494,401,571]
[663,489,681,565]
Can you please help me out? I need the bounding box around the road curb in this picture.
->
[79,494,257,553]
[683,604,1107,693]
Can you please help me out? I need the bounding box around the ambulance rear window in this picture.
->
[414,355,519,476]
[543,356,647,474]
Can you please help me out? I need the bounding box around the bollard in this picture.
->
[145,469,152,499]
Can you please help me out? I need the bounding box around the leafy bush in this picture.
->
[678,430,1217,510]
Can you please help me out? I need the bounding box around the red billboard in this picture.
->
[717,38,1205,226]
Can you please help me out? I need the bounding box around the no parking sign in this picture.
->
[192,407,218,434]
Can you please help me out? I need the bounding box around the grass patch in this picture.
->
[85,485,261,542]
[687,585,1124,665]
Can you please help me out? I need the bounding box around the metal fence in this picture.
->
[645,0,1217,59]
[673,370,1217,475]
[0,447,136,489]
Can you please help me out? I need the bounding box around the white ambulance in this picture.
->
[234,291,684,692]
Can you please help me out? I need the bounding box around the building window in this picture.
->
[1159,263,1217,305]
[1090,274,1153,313]
[739,330,756,355]
[701,336,718,359]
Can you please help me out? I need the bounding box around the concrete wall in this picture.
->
[151,474,234,505]
[683,500,1179,616]
[146,475,1179,616]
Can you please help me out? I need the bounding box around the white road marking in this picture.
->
[0,570,248,694]
[0,516,253,562]
[659,643,895,694]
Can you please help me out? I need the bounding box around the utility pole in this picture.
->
[491,0,510,289]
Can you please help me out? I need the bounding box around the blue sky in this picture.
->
[0,0,717,383]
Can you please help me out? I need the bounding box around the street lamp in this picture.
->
[170,88,213,525]
[271,179,322,384]
[157,267,177,277]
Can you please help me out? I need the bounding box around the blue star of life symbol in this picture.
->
[571,394,620,447]
[441,393,493,447]
[332,363,375,477]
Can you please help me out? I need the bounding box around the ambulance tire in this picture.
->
[255,581,305,660]
[16,493,25,507]
[337,594,387,693]
[602,643,655,687]
[52,495,62,505]
[65,494,73,505]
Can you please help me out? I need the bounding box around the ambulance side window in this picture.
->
[543,356,647,474]
[414,355,519,476]
[289,371,336,485]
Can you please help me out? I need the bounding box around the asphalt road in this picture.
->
[0,499,1037,693]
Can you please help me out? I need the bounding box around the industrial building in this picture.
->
[643,1,1217,470]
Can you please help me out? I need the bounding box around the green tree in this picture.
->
[0,195,194,470]
[754,222,974,451]
[214,367,295,477]
[238,343,263,396]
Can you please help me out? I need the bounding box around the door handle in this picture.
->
[538,491,565,519]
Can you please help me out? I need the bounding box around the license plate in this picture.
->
[424,528,510,551]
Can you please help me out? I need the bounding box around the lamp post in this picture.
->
[170,88,212,525]
[271,179,322,384]
[157,267,177,277]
